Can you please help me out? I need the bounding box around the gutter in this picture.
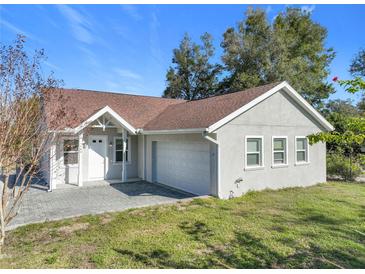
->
[202,131,221,198]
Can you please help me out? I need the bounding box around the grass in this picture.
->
[0,181,364,269]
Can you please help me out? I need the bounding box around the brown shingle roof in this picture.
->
[43,88,184,130]
[44,82,280,131]
[143,82,280,130]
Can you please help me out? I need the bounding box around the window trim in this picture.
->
[113,136,131,165]
[272,136,289,168]
[62,137,79,167]
[295,136,310,165]
[245,136,264,170]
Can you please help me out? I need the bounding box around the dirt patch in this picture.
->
[129,209,147,216]
[100,214,113,225]
[58,223,89,235]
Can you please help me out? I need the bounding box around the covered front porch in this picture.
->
[47,107,144,191]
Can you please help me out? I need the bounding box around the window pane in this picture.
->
[297,151,306,162]
[274,139,285,150]
[247,153,260,166]
[116,139,123,150]
[64,140,78,152]
[274,152,284,164]
[247,138,261,152]
[64,152,78,165]
[116,151,123,162]
[296,138,306,150]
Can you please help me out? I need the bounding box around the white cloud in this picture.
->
[115,68,142,80]
[57,5,94,44]
[301,5,315,14]
[0,19,34,40]
[44,61,61,71]
[121,5,142,21]
[149,9,163,66]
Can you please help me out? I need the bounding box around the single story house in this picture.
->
[41,81,334,199]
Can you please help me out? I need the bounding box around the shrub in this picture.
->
[327,152,363,181]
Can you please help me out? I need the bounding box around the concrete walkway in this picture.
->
[7,181,195,230]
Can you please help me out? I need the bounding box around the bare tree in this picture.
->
[0,35,69,252]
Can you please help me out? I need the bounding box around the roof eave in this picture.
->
[206,81,334,133]
[50,106,137,135]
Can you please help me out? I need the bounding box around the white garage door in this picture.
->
[152,141,211,195]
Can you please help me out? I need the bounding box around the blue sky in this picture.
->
[1,4,364,103]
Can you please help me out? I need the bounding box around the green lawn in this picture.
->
[1,182,364,268]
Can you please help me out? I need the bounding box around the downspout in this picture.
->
[202,131,221,198]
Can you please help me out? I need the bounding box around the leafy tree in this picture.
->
[350,49,365,77]
[220,8,273,92]
[337,49,365,95]
[357,95,365,115]
[323,99,359,117]
[309,77,365,180]
[221,7,335,108]
[163,33,221,100]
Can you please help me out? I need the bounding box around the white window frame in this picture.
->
[113,136,131,165]
[62,137,79,167]
[295,136,310,165]
[245,136,264,170]
[272,136,289,168]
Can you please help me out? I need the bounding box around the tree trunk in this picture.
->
[0,175,8,254]
[0,194,5,255]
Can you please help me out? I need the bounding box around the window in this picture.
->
[245,137,264,168]
[114,137,129,163]
[272,137,288,166]
[63,139,78,165]
[295,137,309,164]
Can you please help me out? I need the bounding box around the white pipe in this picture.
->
[202,132,221,198]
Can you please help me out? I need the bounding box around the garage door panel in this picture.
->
[153,141,211,195]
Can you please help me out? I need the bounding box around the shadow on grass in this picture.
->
[113,248,197,268]
[110,216,364,269]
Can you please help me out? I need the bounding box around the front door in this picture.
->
[88,135,107,181]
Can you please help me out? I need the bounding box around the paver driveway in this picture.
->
[8,181,195,230]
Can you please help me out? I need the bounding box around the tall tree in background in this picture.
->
[351,50,365,114]
[220,8,274,92]
[221,7,335,108]
[163,33,221,100]
[350,49,365,77]
[323,99,359,117]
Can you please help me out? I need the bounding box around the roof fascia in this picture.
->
[281,82,334,131]
[52,106,137,135]
[207,81,334,133]
[207,82,287,133]
[142,128,206,135]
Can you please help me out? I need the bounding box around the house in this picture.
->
[41,81,334,199]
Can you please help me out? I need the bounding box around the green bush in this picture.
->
[327,152,363,181]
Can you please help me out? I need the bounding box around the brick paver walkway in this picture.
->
[7,181,194,230]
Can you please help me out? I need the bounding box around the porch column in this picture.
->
[122,128,127,182]
[49,140,57,191]
[78,132,83,187]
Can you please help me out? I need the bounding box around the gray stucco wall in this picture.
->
[216,90,327,199]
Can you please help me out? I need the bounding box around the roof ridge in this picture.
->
[57,87,186,102]
[184,82,282,103]
[143,82,281,129]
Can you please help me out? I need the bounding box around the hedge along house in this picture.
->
[41,81,334,199]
